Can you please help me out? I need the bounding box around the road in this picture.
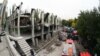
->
[36,41,77,56]
[0,38,10,56]
[0,38,81,56]
[36,42,64,56]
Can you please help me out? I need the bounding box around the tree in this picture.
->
[76,8,100,55]
[62,19,77,27]
[71,18,77,28]
[62,19,72,27]
[62,19,67,26]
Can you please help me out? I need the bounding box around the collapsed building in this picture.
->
[0,0,62,56]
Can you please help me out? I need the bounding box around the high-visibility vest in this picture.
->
[80,52,91,56]
[68,48,73,56]
[80,52,85,56]
[80,52,83,56]
[86,52,91,56]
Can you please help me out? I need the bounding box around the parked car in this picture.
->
[58,30,67,41]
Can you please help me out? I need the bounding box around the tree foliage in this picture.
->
[62,19,72,27]
[76,8,100,54]
[62,19,67,26]
[71,18,77,28]
[62,19,77,27]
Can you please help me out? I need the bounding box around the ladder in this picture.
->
[7,35,35,56]
[17,38,34,56]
